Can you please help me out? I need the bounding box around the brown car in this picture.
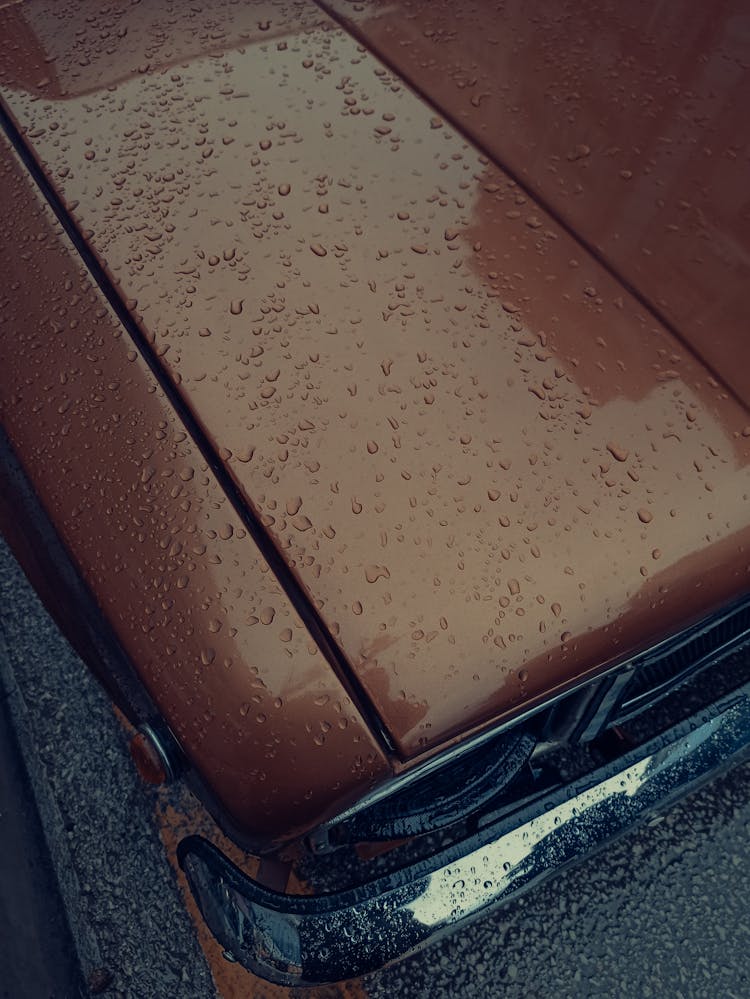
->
[1,0,749,985]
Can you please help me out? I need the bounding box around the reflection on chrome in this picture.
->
[405,725,706,927]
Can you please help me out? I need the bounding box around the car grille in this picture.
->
[614,595,750,722]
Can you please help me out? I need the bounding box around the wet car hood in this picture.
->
[1,0,749,761]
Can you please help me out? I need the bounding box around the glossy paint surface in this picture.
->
[326,0,750,403]
[0,133,389,844]
[1,1,749,761]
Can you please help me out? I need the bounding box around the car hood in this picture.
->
[2,0,749,762]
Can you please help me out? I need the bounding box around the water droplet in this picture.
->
[606,441,629,462]
[567,144,591,161]
[365,564,390,584]
[286,496,303,516]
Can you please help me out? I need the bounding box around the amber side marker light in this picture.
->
[129,721,181,785]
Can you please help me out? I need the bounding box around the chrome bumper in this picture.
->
[178,681,750,986]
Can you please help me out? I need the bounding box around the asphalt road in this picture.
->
[1,534,749,999]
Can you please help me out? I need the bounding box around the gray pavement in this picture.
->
[1,533,750,999]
